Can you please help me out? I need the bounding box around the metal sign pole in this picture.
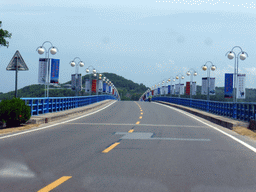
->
[15,57,18,98]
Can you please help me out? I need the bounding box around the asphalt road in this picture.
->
[1,101,256,192]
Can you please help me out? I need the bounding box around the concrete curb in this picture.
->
[155,101,249,130]
[27,100,115,125]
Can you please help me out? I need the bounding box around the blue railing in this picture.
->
[152,97,256,122]
[21,95,117,116]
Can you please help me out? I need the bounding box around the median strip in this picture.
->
[102,142,120,153]
[38,176,72,192]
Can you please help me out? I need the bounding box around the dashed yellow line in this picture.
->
[128,129,134,133]
[102,142,120,153]
[139,116,142,119]
[140,110,143,112]
[136,121,140,124]
[141,113,143,115]
[38,176,72,192]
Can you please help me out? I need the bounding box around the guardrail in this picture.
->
[152,97,256,122]
[21,95,117,116]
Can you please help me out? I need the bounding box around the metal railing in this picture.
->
[152,97,256,122]
[21,95,117,116]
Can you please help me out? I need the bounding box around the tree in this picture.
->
[0,21,12,48]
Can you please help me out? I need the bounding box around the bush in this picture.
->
[0,98,31,127]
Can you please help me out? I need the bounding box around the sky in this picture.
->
[1,0,256,93]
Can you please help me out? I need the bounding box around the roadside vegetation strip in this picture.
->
[38,176,72,192]
[102,142,120,153]
[155,102,256,154]
[0,101,117,140]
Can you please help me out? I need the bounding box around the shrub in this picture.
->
[0,98,31,127]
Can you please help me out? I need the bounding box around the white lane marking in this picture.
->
[154,102,256,153]
[66,122,207,128]
[0,101,117,140]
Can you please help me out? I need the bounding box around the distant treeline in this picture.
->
[170,86,256,103]
[0,73,148,101]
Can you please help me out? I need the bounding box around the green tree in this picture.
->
[0,21,12,48]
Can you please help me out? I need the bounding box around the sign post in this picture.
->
[6,50,29,98]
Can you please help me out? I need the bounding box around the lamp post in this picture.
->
[36,41,58,97]
[70,57,84,96]
[85,66,96,95]
[226,46,248,103]
[175,74,185,98]
[168,76,176,96]
[186,69,198,99]
[201,61,217,101]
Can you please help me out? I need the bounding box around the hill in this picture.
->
[0,73,149,101]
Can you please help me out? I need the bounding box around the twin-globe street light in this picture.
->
[36,41,58,98]
[85,66,96,95]
[70,57,84,96]
[168,76,176,96]
[186,69,197,99]
[201,61,217,101]
[175,74,185,98]
[226,46,248,103]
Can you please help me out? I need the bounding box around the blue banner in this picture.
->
[103,83,106,92]
[109,86,111,93]
[158,88,160,94]
[50,59,60,83]
[225,73,233,98]
[168,85,171,94]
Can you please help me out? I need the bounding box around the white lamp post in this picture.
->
[201,61,217,101]
[70,57,84,96]
[168,76,176,96]
[175,74,185,98]
[186,69,197,99]
[225,46,248,103]
[85,66,96,95]
[36,41,58,97]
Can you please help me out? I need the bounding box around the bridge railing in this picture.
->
[152,97,256,122]
[21,95,117,116]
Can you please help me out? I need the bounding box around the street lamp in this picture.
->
[201,61,217,101]
[225,46,248,103]
[186,69,197,99]
[85,66,96,95]
[168,76,176,96]
[70,57,84,96]
[36,41,58,97]
[175,74,184,98]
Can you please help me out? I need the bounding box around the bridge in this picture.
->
[0,96,256,192]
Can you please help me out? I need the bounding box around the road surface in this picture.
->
[0,101,256,192]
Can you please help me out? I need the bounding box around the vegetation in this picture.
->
[0,73,148,101]
[0,98,31,127]
[166,86,256,103]
[0,21,12,48]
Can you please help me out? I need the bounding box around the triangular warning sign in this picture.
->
[6,50,29,71]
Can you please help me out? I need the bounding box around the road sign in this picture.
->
[6,50,29,71]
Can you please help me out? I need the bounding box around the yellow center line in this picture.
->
[140,110,143,112]
[128,129,134,133]
[139,116,142,119]
[102,142,120,153]
[38,176,72,192]
[141,113,143,115]
[136,121,140,124]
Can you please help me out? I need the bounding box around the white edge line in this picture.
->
[154,102,256,154]
[0,100,117,140]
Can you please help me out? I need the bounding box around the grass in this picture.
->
[0,123,39,136]
[233,126,256,140]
